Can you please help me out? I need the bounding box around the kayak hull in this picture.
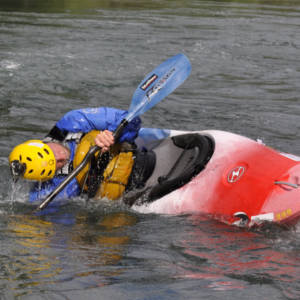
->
[133,129,300,227]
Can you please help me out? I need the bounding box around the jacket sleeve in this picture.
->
[29,177,81,204]
[53,107,141,143]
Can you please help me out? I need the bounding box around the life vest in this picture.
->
[73,130,100,188]
[73,130,134,200]
[97,151,134,200]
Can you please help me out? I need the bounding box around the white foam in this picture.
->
[0,60,21,70]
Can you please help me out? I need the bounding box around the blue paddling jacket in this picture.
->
[29,107,141,207]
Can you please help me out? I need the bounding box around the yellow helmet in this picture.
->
[9,140,56,181]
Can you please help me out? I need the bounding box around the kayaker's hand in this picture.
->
[94,130,114,152]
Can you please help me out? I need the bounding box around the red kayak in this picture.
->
[127,128,300,227]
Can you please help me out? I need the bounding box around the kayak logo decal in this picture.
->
[141,74,158,91]
[227,166,245,183]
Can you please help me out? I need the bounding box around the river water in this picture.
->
[1,0,300,299]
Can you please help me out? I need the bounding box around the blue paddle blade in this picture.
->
[126,53,191,121]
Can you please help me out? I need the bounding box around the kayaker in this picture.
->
[8,107,141,204]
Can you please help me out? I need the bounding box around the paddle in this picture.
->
[36,53,191,211]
